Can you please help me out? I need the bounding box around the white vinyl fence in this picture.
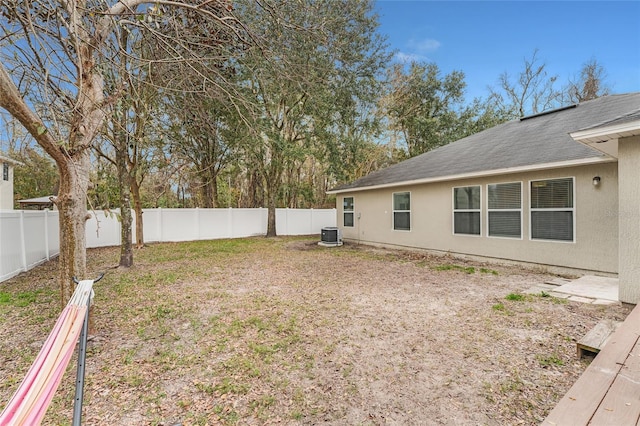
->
[0,208,336,282]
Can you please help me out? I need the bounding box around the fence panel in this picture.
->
[22,211,48,269]
[230,208,266,238]
[197,209,232,239]
[140,209,161,243]
[86,210,122,248]
[0,211,25,281]
[159,209,199,242]
[0,208,336,283]
[46,211,60,258]
[307,208,336,232]
[273,208,336,235]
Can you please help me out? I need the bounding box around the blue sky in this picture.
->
[375,1,640,102]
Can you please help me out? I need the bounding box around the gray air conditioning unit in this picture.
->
[319,227,343,247]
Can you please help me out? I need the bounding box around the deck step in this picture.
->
[576,319,622,358]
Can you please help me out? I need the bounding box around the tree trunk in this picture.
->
[212,172,219,208]
[115,144,133,267]
[201,176,214,208]
[266,190,277,237]
[266,176,278,237]
[131,178,145,248]
[56,154,91,306]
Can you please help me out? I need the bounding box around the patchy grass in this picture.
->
[0,237,632,425]
[0,288,55,308]
[537,354,565,368]
[432,264,476,274]
[505,293,526,302]
[492,302,506,312]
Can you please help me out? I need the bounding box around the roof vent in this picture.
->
[520,104,577,121]
[319,227,343,247]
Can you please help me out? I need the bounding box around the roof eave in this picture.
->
[570,119,640,158]
[327,157,614,195]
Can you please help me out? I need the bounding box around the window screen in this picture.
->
[393,192,410,231]
[488,182,521,238]
[343,197,354,227]
[453,186,480,235]
[530,178,574,241]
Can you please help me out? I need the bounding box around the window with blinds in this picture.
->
[530,178,574,241]
[393,192,411,231]
[343,197,354,227]
[2,163,8,181]
[453,186,481,235]
[488,182,522,238]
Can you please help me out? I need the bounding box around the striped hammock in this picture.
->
[0,280,94,426]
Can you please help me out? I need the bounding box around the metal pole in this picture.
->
[71,274,102,426]
[72,295,90,426]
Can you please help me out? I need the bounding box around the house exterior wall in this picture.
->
[618,135,640,303]
[337,162,619,274]
[0,162,14,210]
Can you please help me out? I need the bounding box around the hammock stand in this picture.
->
[0,274,103,426]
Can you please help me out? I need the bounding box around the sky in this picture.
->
[374,1,640,102]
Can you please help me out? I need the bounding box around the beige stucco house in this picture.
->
[0,154,21,210]
[328,93,640,304]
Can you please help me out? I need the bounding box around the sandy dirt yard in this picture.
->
[0,237,633,425]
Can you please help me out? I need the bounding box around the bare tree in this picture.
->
[565,58,611,103]
[0,0,248,304]
[489,49,563,118]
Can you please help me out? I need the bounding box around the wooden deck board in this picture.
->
[577,320,621,357]
[543,303,640,425]
[589,337,640,425]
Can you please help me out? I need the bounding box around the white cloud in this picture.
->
[395,52,428,63]
[394,37,441,63]
[408,38,442,53]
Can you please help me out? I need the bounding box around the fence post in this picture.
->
[44,209,50,260]
[260,207,266,234]
[285,207,289,236]
[195,207,200,240]
[310,208,314,235]
[227,207,233,238]
[19,211,27,272]
[158,207,163,243]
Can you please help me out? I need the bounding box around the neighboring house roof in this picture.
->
[329,93,640,194]
[18,196,57,210]
[0,154,24,166]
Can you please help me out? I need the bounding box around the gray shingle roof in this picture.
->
[576,107,640,132]
[330,93,640,193]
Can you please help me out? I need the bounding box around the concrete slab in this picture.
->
[553,276,619,302]
[592,299,619,306]
[568,295,596,304]
[537,283,560,291]
[545,277,572,286]
[548,291,571,299]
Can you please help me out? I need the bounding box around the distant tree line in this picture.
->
[0,0,611,299]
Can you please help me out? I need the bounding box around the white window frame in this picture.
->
[452,185,482,236]
[529,177,575,243]
[343,196,354,227]
[392,191,411,232]
[487,181,523,240]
